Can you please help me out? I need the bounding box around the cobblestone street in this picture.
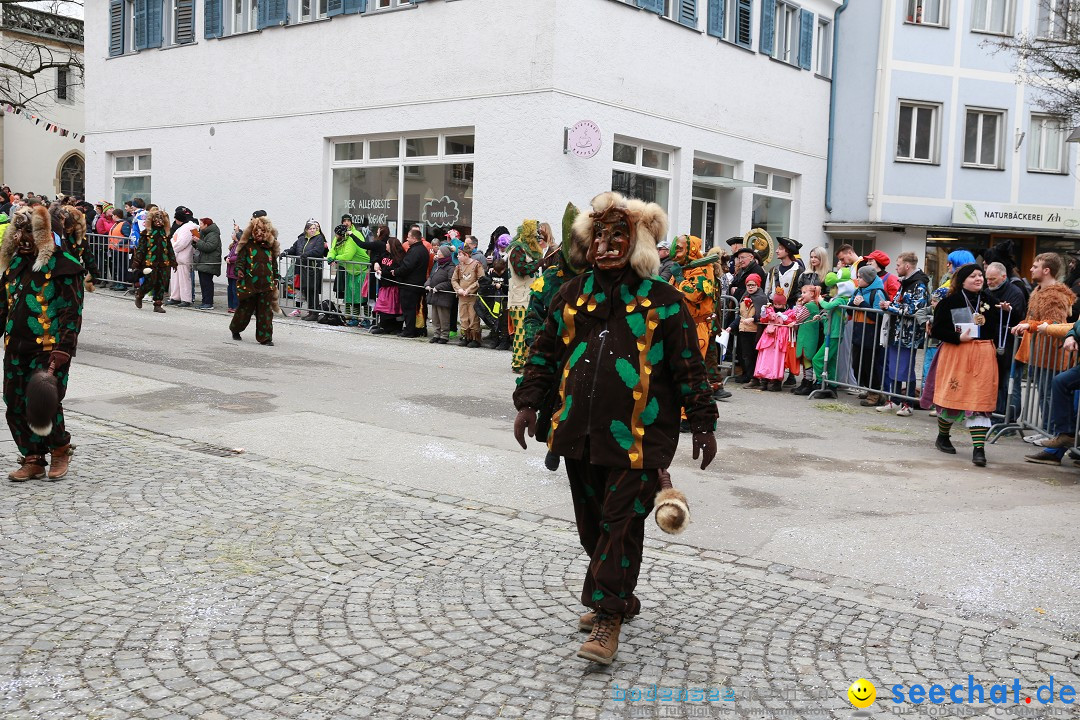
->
[2,412,1078,719]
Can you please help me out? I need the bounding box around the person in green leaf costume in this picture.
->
[0,205,87,481]
[513,192,718,666]
[229,215,282,346]
[130,208,177,313]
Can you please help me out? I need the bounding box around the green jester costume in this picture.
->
[0,206,86,481]
[514,192,718,666]
[130,208,177,312]
[229,216,282,346]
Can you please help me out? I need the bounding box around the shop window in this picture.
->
[751,168,794,240]
[1038,0,1078,40]
[113,151,152,208]
[972,0,1012,35]
[611,137,673,212]
[896,101,940,164]
[330,130,474,241]
[906,0,947,27]
[693,157,734,179]
[1028,114,1068,174]
[963,108,1004,169]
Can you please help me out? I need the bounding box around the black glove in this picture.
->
[692,431,716,470]
[514,408,537,449]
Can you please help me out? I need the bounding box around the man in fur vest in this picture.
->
[130,208,176,313]
[230,216,282,346]
[513,192,718,666]
[0,206,87,480]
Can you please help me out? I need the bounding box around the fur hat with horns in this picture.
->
[0,205,53,274]
[571,191,667,279]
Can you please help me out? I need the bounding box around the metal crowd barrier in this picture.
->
[88,232,136,291]
[988,330,1078,445]
[277,255,374,324]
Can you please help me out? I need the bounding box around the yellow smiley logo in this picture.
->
[848,679,876,709]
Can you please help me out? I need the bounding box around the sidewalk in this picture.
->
[1,412,1078,719]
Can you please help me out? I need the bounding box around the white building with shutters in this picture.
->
[86,0,841,251]
[828,0,1080,285]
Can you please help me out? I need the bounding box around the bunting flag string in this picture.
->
[2,104,84,142]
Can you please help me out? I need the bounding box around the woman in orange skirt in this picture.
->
[930,264,1013,467]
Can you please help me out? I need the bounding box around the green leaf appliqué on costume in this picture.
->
[657,303,682,320]
[619,284,635,306]
[615,358,638,389]
[640,397,659,426]
[558,396,573,421]
[24,296,41,314]
[568,342,587,369]
[634,498,648,515]
[647,340,664,366]
[610,420,634,450]
[591,590,604,602]
[636,278,653,297]
[620,556,631,568]
[626,314,646,337]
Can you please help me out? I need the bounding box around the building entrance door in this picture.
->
[691,197,717,251]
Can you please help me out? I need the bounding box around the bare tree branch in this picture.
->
[0,3,83,111]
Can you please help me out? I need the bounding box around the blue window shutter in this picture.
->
[134,0,148,49]
[344,0,363,13]
[637,0,664,13]
[678,0,697,27]
[736,0,753,47]
[328,0,344,15]
[109,0,125,55]
[707,0,724,38]
[145,0,163,48]
[260,0,287,27]
[759,0,775,55]
[798,9,814,69]
[204,0,222,38]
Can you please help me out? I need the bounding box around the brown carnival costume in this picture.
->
[513,192,718,665]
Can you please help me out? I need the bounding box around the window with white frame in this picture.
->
[1037,0,1078,39]
[126,0,137,52]
[373,0,410,9]
[1028,114,1068,173]
[815,18,832,76]
[772,1,801,64]
[228,0,257,34]
[722,0,753,46]
[971,0,1012,34]
[906,0,947,26]
[113,152,152,209]
[164,0,196,45]
[611,138,673,213]
[330,131,475,241]
[963,108,1005,169]
[297,0,329,22]
[896,101,940,163]
[751,169,795,240]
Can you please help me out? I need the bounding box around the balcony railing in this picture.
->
[0,5,84,44]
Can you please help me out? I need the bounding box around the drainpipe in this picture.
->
[824,0,850,214]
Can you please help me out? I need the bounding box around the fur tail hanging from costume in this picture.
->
[26,371,59,437]
[654,468,690,535]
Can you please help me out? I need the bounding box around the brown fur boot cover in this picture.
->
[654,469,690,534]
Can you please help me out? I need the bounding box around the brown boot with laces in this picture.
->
[8,455,46,482]
[47,444,74,480]
[577,611,622,665]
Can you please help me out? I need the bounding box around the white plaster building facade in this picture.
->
[0,5,85,198]
[828,0,1080,283]
[86,0,841,250]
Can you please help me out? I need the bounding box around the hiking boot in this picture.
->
[935,434,956,455]
[793,379,815,396]
[577,612,622,665]
[47,445,73,480]
[767,380,782,391]
[972,447,987,467]
[782,374,797,388]
[458,338,469,347]
[496,340,512,351]
[8,455,46,482]
[579,611,596,632]
[1025,450,1062,465]
[153,303,165,313]
[1039,433,1075,449]
[860,393,883,407]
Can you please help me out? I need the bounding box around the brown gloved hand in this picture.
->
[692,431,716,470]
[513,408,537,449]
[47,350,71,376]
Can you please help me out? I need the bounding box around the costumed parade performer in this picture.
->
[130,209,176,313]
[230,216,282,346]
[0,206,86,481]
[507,220,550,372]
[513,192,718,666]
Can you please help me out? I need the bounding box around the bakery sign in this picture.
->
[423,196,460,229]
[952,201,1080,232]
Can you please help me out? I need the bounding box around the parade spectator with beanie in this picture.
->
[877,252,929,416]
[985,261,1026,417]
[283,220,328,321]
[731,273,767,385]
[930,263,1012,467]
[425,245,455,344]
[864,249,901,300]
[193,217,222,310]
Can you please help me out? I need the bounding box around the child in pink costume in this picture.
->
[754,292,809,391]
